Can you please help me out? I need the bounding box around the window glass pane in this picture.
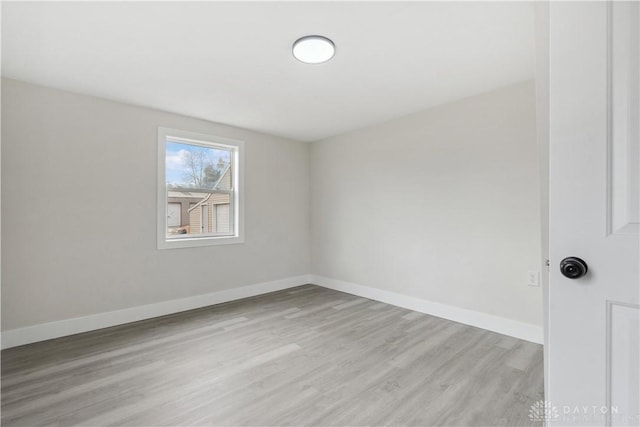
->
[165,140,233,238]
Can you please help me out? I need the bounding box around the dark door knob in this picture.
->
[560,257,588,279]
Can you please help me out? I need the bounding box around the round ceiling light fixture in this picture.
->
[292,35,335,64]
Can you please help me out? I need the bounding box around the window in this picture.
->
[157,127,244,249]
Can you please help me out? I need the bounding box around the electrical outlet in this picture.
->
[527,270,540,287]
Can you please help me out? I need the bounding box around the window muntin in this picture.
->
[158,128,244,249]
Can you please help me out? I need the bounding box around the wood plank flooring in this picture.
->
[1,285,544,426]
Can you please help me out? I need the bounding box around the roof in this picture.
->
[167,190,212,199]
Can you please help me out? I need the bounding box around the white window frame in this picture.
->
[157,127,244,249]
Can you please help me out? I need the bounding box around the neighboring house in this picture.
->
[188,193,231,235]
[166,190,211,234]
[167,164,232,235]
[188,164,232,235]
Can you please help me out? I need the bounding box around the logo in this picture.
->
[529,400,560,422]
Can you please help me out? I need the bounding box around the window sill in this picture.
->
[157,235,244,250]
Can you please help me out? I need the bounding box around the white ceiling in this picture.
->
[2,2,535,142]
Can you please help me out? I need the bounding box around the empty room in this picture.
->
[1,1,638,426]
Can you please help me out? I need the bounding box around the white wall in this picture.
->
[2,77,543,344]
[310,81,543,328]
[1,78,310,331]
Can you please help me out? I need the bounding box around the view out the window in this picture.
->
[158,127,243,249]
[164,137,235,240]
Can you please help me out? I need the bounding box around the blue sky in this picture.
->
[166,141,231,186]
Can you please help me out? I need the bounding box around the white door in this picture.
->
[167,203,181,228]
[549,2,639,426]
[216,204,230,233]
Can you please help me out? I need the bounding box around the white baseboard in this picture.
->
[310,275,543,344]
[1,275,311,350]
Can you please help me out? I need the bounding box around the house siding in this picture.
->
[188,193,231,234]
[217,167,231,190]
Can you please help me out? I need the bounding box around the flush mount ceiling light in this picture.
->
[292,35,335,64]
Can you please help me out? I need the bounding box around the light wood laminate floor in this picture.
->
[1,285,544,426]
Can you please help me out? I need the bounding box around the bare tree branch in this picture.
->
[182,150,209,187]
